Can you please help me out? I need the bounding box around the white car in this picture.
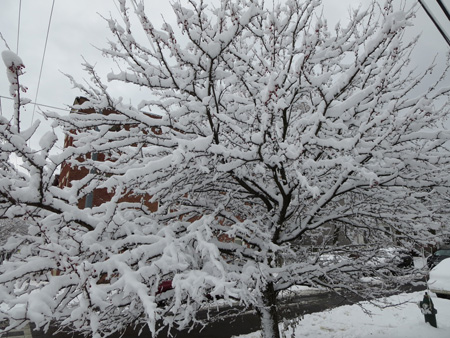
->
[427,257,450,298]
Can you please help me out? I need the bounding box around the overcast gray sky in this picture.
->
[0,0,449,151]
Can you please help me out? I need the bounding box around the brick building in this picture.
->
[58,97,160,212]
[58,98,362,248]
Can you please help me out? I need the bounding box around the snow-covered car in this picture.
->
[318,246,413,270]
[377,247,414,269]
[427,257,450,298]
[427,246,450,269]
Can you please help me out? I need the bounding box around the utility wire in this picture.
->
[16,0,22,54]
[436,0,450,21]
[113,0,122,17]
[0,95,70,112]
[418,0,450,47]
[31,0,56,125]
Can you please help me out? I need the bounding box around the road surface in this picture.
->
[6,283,425,338]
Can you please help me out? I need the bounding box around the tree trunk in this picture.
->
[257,281,281,338]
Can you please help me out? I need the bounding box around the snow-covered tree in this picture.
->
[2,1,450,337]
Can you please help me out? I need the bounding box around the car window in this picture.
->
[435,249,450,256]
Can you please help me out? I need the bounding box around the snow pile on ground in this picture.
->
[236,291,450,338]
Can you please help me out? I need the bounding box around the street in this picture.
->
[6,283,425,338]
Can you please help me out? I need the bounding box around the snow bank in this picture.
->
[235,291,450,338]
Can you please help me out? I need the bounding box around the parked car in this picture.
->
[379,247,414,269]
[317,246,414,272]
[157,280,173,294]
[155,280,223,304]
[427,246,450,269]
[427,257,450,298]
[155,280,174,306]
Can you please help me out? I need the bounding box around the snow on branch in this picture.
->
[2,1,450,338]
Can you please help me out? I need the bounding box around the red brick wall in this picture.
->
[58,97,159,212]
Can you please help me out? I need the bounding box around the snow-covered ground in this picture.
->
[235,291,450,338]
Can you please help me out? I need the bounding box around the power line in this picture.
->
[113,0,122,17]
[0,95,70,112]
[418,0,450,47]
[16,0,22,54]
[31,0,56,125]
[436,0,450,21]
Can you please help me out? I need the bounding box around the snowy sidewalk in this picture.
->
[236,291,450,338]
